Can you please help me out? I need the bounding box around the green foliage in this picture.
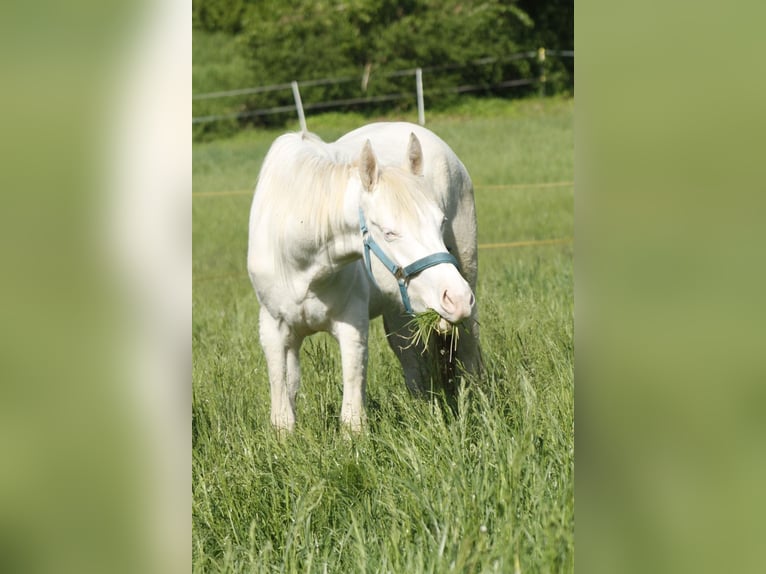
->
[518,0,574,95]
[192,97,574,572]
[238,0,534,120]
[193,30,260,140]
[192,0,248,33]
[193,0,573,137]
[519,0,574,51]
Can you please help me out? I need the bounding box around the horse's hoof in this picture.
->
[271,414,295,437]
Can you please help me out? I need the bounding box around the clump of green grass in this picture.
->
[405,309,460,360]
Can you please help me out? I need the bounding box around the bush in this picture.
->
[193,0,573,138]
[192,0,247,33]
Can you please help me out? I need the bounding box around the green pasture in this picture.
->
[193,97,574,572]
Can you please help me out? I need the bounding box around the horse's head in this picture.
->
[356,135,475,325]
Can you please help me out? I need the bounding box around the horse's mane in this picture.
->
[254,132,350,258]
[254,130,430,280]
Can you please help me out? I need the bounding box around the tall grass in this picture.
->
[193,97,573,572]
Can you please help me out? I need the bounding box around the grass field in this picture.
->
[193,96,573,572]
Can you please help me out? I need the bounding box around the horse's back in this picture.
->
[334,123,470,189]
[334,122,452,156]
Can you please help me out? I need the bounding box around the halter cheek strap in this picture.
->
[359,208,460,314]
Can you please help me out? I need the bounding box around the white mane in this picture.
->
[254,132,350,253]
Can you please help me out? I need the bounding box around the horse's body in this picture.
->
[247,123,480,432]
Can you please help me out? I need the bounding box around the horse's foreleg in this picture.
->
[456,307,483,378]
[448,192,483,379]
[332,314,369,433]
[259,308,302,433]
[383,311,429,396]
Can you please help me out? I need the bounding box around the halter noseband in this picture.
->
[359,208,459,314]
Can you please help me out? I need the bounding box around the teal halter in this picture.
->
[359,208,460,314]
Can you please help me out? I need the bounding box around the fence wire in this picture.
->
[193,50,573,124]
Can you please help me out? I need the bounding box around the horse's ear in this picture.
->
[359,140,378,192]
[406,133,423,176]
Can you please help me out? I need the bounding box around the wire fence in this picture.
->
[192,49,573,126]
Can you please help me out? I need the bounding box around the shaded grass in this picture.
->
[193,97,573,572]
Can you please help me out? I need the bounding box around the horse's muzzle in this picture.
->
[439,287,474,324]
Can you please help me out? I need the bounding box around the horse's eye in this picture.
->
[441,217,448,230]
[383,230,398,242]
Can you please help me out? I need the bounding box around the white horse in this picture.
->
[247,123,480,432]
[334,123,482,396]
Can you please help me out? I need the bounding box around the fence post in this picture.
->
[291,80,307,132]
[537,48,546,97]
[415,68,425,126]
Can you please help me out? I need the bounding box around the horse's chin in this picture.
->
[436,317,452,334]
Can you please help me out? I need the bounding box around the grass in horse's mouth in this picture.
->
[404,309,460,358]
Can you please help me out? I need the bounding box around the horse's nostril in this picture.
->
[441,289,456,313]
[469,292,475,308]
